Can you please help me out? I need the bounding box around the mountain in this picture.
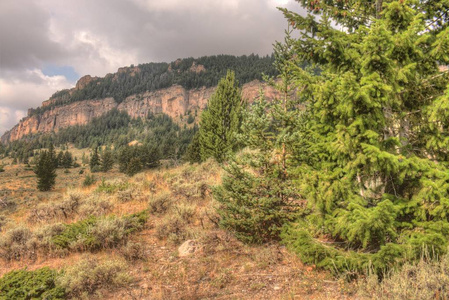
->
[1,54,280,144]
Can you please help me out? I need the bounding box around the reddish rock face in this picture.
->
[76,75,99,90]
[1,80,280,143]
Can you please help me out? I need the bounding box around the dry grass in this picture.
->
[358,254,449,300]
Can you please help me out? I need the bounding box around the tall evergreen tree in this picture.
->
[100,147,114,172]
[57,151,64,167]
[89,147,100,172]
[61,151,73,168]
[48,143,57,169]
[215,38,303,243]
[199,70,243,162]
[34,149,57,191]
[280,0,449,273]
[183,132,202,163]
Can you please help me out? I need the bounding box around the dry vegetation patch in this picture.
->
[0,158,354,299]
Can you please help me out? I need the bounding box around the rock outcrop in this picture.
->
[1,80,280,144]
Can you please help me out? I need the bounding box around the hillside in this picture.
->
[0,154,352,299]
[1,55,279,144]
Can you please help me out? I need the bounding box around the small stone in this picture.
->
[273,286,281,291]
[178,240,199,257]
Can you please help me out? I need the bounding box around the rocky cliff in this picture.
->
[1,80,279,143]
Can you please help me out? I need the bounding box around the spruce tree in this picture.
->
[215,38,303,243]
[61,151,73,168]
[48,143,57,169]
[89,147,100,172]
[199,70,242,163]
[34,149,57,191]
[57,151,64,167]
[100,147,114,172]
[126,157,142,176]
[184,132,202,163]
[280,0,449,273]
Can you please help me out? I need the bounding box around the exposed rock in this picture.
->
[118,85,191,119]
[178,240,200,257]
[190,62,206,74]
[117,66,140,77]
[1,80,280,144]
[76,75,97,90]
[1,98,116,143]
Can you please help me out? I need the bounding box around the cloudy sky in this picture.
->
[0,0,300,135]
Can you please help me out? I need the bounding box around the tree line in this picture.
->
[29,54,278,116]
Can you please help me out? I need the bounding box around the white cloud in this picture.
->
[0,70,73,133]
[0,69,72,109]
[70,31,138,76]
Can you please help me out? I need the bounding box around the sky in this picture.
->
[0,0,300,136]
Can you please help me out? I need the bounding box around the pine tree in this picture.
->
[61,151,73,168]
[184,132,202,163]
[100,147,114,172]
[199,70,242,163]
[81,152,89,165]
[89,147,100,172]
[57,151,64,167]
[215,38,304,243]
[34,149,57,191]
[280,0,449,273]
[48,143,57,169]
[126,157,142,176]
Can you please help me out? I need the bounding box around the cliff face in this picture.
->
[2,98,117,143]
[1,80,279,143]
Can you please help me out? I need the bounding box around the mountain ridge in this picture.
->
[1,55,280,144]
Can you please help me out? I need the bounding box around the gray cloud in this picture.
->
[0,1,66,71]
[0,0,302,135]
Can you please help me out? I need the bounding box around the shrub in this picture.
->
[148,192,172,215]
[51,217,99,251]
[52,211,148,252]
[0,267,65,300]
[155,215,187,245]
[0,215,7,232]
[0,226,36,261]
[173,203,196,224]
[34,223,66,256]
[91,165,102,173]
[115,189,133,203]
[122,210,149,234]
[28,192,82,223]
[187,114,195,124]
[171,182,200,201]
[96,179,129,194]
[0,197,16,212]
[89,218,128,249]
[120,241,147,261]
[78,197,113,217]
[58,257,131,298]
[83,174,96,187]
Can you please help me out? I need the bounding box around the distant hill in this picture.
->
[1,54,280,145]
